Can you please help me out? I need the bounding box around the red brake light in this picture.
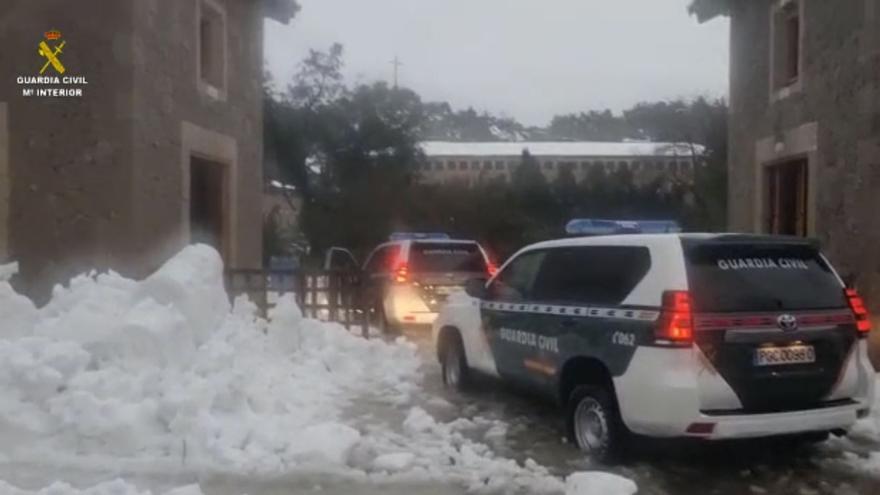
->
[487,262,498,277]
[393,262,409,283]
[655,290,694,344]
[846,288,872,334]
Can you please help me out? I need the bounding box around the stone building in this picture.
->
[693,0,880,355]
[0,0,295,302]
[419,141,701,188]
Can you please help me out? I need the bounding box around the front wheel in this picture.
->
[567,385,627,463]
[441,333,470,391]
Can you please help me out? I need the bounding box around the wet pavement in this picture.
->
[403,328,880,495]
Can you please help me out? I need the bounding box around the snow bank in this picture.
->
[565,472,637,495]
[0,480,202,495]
[0,245,419,474]
[0,244,634,494]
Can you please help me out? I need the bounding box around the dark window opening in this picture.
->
[765,159,808,236]
[199,1,225,91]
[190,156,226,259]
[773,1,801,89]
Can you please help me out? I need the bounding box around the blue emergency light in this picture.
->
[565,219,682,236]
[389,232,452,241]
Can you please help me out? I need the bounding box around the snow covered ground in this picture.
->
[0,245,633,495]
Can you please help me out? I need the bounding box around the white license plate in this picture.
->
[754,345,816,366]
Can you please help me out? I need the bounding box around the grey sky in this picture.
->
[264,0,729,126]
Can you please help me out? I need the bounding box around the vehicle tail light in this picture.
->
[655,290,693,344]
[845,288,872,334]
[487,261,498,277]
[393,262,409,284]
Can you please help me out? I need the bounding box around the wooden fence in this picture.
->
[225,269,369,337]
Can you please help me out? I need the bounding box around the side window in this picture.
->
[364,245,401,273]
[487,251,546,302]
[531,246,651,305]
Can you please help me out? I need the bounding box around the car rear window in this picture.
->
[684,242,846,312]
[409,242,487,273]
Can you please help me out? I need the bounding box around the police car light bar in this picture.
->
[389,232,452,241]
[565,219,682,236]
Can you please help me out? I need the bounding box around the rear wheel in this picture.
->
[441,333,470,390]
[567,385,627,463]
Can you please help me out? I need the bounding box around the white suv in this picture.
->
[433,233,875,461]
[360,234,496,332]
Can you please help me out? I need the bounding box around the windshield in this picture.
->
[685,243,847,312]
[409,242,487,273]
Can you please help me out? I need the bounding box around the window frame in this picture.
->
[196,0,228,100]
[486,250,547,302]
[363,244,402,273]
[528,245,653,306]
[769,0,804,101]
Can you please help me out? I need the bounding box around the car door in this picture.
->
[522,246,655,394]
[361,244,401,310]
[482,249,547,387]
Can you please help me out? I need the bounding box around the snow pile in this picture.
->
[0,245,420,473]
[0,245,633,494]
[564,472,638,495]
[0,480,202,495]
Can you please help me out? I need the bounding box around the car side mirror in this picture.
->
[464,278,488,299]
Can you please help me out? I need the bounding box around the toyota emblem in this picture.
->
[777,314,798,332]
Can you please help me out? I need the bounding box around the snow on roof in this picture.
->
[421,141,703,158]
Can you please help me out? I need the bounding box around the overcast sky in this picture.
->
[264,0,729,126]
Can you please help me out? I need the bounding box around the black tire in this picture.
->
[440,332,470,391]
[567,385,628,463]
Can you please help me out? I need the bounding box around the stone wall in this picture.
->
[129,0,263,275]
[0,0,138,301]
[0,0,263,302]
[728,0,880,365]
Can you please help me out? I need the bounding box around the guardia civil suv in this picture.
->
[360,233,496,333]
[432,226,875,461]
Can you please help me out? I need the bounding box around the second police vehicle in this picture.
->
[432,219,875,461]
[358,233,496,332]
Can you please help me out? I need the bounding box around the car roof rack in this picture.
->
[565,219,682,236]
[389,232,451,241]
